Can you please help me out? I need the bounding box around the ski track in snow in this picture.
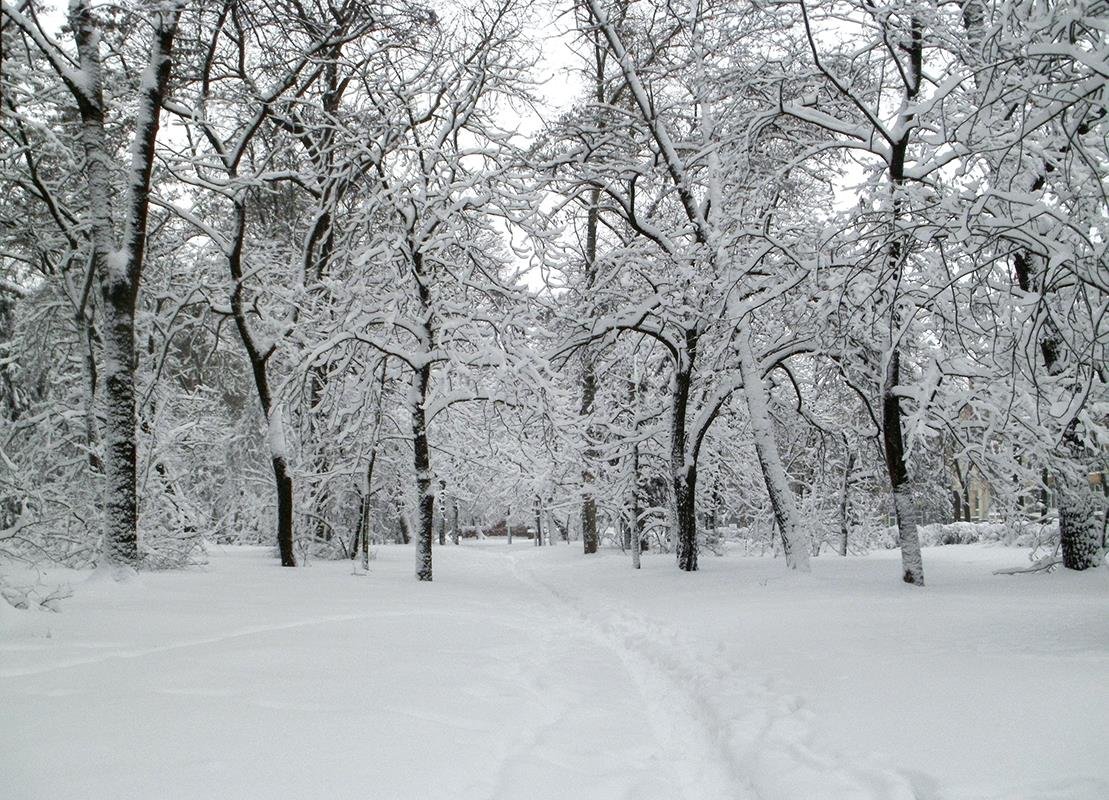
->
[469,563,685,800]
[504,551,924,800]
[504,551,756,800]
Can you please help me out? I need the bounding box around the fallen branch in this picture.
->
[994,555,1063,575]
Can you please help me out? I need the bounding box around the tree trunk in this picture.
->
[839,450,855,556]
[355,448,377,563]
[307,365,333,545]
[1100,472,1107,552]
[674,463,697,571]
[1057,424,1101,570]
[226,195,296,567]
[737,329,810,570]
[397,508,411,545]
[952,458,971,523]
[580,183,602,555]
[628,369,643,569]
[361,511,371,570]
[81,319,103,472]
[66,0,182,566]
[352,494,366,560]
[1016,252,1099,569]
[299,49,349,550]
[100,296,140,565]
[1059,474,1099,570]
[631,439,642,570]
[879,16,925,586]
[0,290,23,424]
[581,491,597,553]
[227,366,290,546]
[412,363,434,581]
[271,445,296,567]
[671,335,697,571]
[883,349,924,585]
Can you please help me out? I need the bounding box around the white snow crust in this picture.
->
[2,543,1106,799]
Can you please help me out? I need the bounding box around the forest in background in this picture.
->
[1,0,1106,590]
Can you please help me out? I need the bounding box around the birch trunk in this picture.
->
[839,450,855,556]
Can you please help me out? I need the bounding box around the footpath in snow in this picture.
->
[1,542,1106,800]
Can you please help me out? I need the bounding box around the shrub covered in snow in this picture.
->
[868,521,1061,551]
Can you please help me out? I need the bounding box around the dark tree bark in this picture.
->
[578,37,606,557]
[412,359,434,581]
[1057,424,1100,571]
[630,420,642,570]
[878,15,925,587]
[580,259,599,554]
[951,458,972,523]
[225,197,295,567]
[882,348,924,584]
[351,497,366,560]
[81,317,103,473]
[309,362,333,546]
[672,330,698,571]
[400,236,438,580]
[272,457,295,566]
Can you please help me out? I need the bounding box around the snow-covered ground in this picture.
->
[2,543,1106,800]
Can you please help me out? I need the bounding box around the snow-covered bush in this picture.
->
[888,521,1061,550]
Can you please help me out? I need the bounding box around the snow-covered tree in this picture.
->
[2,0,185,567]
